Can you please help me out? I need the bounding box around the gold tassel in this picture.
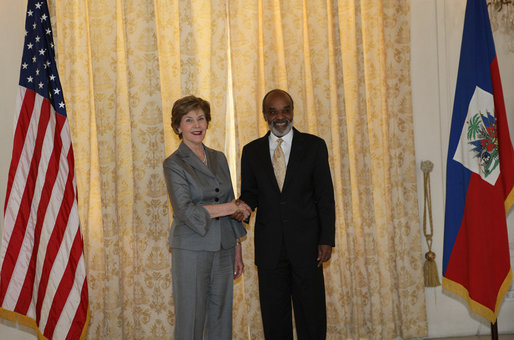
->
[423,248,441,287]
[421,161,441,287]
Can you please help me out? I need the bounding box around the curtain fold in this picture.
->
[53,1,174,338]
[51,0,427,338]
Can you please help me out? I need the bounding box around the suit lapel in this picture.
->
[177,142,215,179]
[282,128,303,192]
[256,132,281,191]
[260,129,303,193]
[204,146,219,177]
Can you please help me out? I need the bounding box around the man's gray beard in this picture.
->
[269,120,292,137]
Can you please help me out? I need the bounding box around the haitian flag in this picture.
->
[443,0,514,323]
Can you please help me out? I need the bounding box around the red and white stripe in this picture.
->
[0,87,88,339]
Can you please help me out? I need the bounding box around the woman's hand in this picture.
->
[203,199,251,219]
[233,240,244,280]
[231,199,252,222]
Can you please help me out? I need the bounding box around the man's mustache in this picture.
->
[272,119,291,126]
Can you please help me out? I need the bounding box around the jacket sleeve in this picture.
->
[163,158,211,236]
[240,145,259,210]
[313,139,336,247]
[231,219,247,239]
[218,152,248,239]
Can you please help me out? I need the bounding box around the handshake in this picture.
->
[231,199,252,222]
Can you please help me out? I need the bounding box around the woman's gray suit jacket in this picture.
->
[163,142,246,250]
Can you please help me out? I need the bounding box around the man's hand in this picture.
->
[231,199,252,222]
[317,245,332,267]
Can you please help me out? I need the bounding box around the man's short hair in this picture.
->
[262,89,294,113]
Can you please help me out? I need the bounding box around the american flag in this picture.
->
[0,0,89,339]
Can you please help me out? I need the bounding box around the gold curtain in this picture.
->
[50,0,427,338]
[52,1,173,338]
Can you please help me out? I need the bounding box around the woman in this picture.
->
[163,95,251,340]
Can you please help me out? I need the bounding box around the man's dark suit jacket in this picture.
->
[240,128,335,268]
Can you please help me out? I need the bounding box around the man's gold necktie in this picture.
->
[273,138,286,191]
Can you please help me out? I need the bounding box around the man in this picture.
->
[240,89,335,339]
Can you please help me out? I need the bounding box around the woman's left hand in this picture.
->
[233,241,244,280]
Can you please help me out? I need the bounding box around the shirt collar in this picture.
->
[269,127,294,146]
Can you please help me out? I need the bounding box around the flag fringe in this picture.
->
[0,306,90,340]
[442,269,513,323]
[0,308,48,340]
[504,185,514,213]
[81,306,90,340]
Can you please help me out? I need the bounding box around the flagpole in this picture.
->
[491,321,498,340]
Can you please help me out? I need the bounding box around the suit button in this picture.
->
[215,188,220,192]
[215,197,219,202]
